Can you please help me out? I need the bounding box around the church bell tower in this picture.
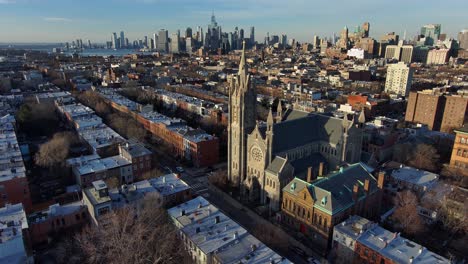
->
[227,41,257,188]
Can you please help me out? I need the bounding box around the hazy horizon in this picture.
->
[0,0,467,43]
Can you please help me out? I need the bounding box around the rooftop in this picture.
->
[168,197,290,262]
[74,155,131,176]
[390,166,438,189]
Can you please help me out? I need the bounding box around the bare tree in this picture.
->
[208,169,228,188]
[250,222,289,253]
[53,197,190,264]
[407,144,440,172]
[35,132,79,168]
[391,190,425,236]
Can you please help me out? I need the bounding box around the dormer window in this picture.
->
[321,196,327,206]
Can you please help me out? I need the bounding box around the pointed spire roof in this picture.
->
[238,40,248,76]
[358,110,366,124]
[267,107,274,125]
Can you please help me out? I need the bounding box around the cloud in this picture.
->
[0,0,16,4]
[43,17,72,22]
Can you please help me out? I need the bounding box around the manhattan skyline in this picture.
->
[0,0,467,43]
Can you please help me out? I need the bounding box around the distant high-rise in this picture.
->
[120,31,125,48]
[281,34,287,47]
[385,62,414,97]
[112,32,118,49]
[420,24,441,46]
[171,33,180,54]
[157,29,169,52]
[186,27,192,38]
[313,35,320,49]
[153,33,158,50]
[250,26,255,46]
[362,22,370,38]
[458,29,468,50]
[338,26,349,49]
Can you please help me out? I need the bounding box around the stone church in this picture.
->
[228,44,364,212]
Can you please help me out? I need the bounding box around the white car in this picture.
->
[176,166,184,173]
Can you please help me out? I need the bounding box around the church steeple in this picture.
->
[238,40,248,77]
[267,107,274,128]
[276,101,283,123]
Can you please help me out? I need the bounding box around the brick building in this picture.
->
[0,115,32,213]
[281,164,384,251]
[28,202,88,245]
[97,90,219,167]
[118,140,152,180]
[405,90,468,133]
[332,215,450,264]
[449,124,468,172]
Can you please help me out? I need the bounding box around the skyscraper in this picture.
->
[385,62,414,97]
[458,29,468,50]
[250,26,255,46]
[120,31,125,49]
[170,33,180,54]
[362,22,370,38]
[112,32,118,49]
[185,27,192,38]
[153,33,158,50]
[420,24,441,46]
[157,29,169,52]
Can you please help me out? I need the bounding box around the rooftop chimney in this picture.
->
[364,179,370,194]
[319,162,325,177]
[307,166,316,183]
[377,171,385,189]
[233,231,238,240]
[181,209,185,216]
[353,183,359,201]
[215,215,220,224]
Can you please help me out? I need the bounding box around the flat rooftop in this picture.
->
[74,155,131,176]
[391,166,439,189]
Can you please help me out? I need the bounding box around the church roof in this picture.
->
[272,113,350,155]
[289,153,327,180]
[282,109,310,121]
[265,156,288,175]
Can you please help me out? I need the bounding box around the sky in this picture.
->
[0,0,467,43]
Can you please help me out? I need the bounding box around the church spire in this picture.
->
[267,107,274,126]
[238,40,248,77]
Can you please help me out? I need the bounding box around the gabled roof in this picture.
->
[272,113,350,155]
[283,163,379,215]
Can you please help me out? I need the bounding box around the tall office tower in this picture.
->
[87,40,92,48]
[144,36,148,48]
[125,38,129,47]
[153,33,158,50]
[157,29,169,52]
[362,22,370,37]
[200,27,204,45]
[170,33,180,53]
[186,37,193,55]
[338,26,349,49]
[185,27,192,38]
[250,26,255,46]
[266,32,270,45]
[384,62,414,97]
[458,29,468,50]
[313,35,321,49]
[420,24,441,46]
[281,34,287,47]
[112,32,118,49]
[120,31,125,48]
[239,28,244,40]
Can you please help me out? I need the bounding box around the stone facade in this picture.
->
[228,44,365,211]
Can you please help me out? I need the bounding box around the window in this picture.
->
[461,138,466,144]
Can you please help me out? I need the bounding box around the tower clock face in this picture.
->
[251,147,264,162]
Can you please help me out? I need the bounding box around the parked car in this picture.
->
[176,166,184,173]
